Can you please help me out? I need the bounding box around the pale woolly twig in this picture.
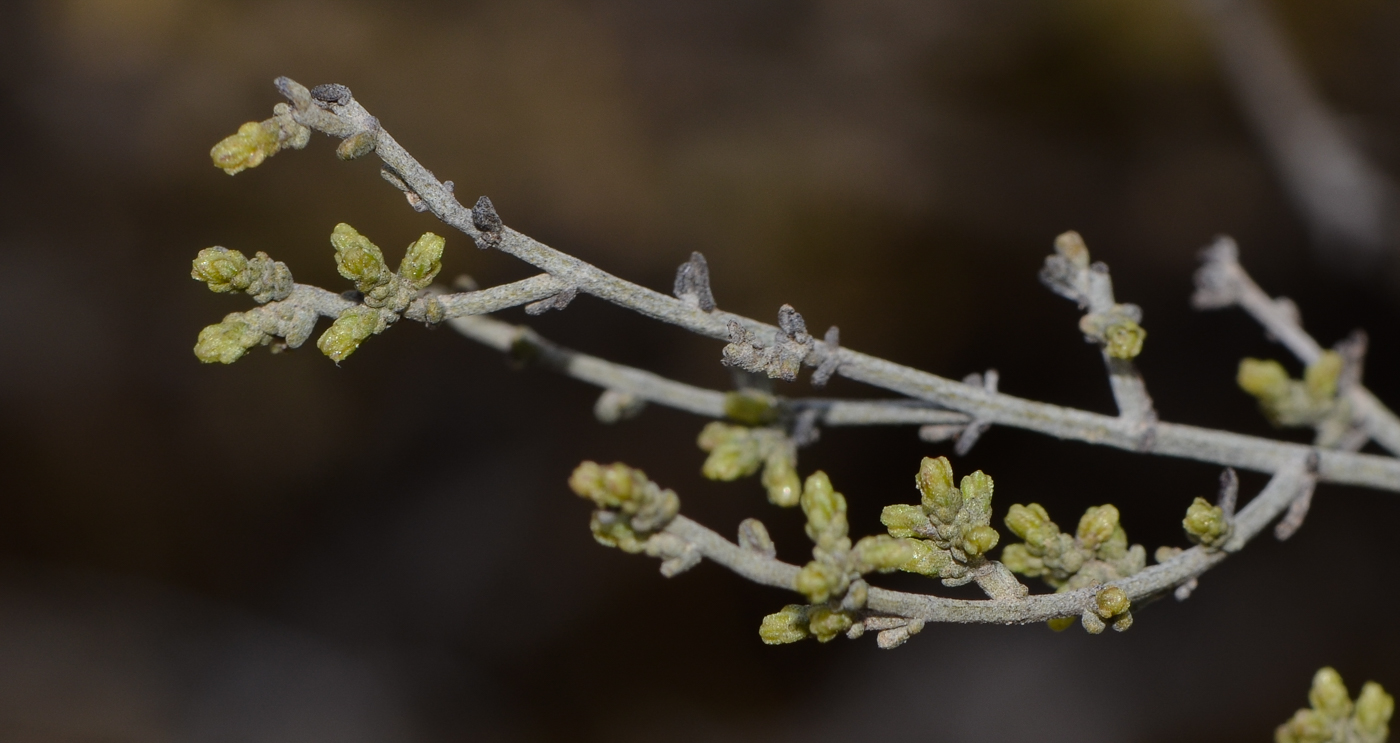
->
[659,455,1314,626]
[264,76,1400,493]
[1194,236,1400,456]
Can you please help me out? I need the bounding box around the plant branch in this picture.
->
[658,455,1313,626]
[263,76,1400,493]
[1195,237,1400,455]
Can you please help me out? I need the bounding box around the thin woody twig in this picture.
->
[1194,236,1400,455]
[659,455,1314,626]
[265,76,1400,494]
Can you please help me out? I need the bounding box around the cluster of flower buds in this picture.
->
[760,472,915,644]
[209,104,311,175]
[317,224,445,362]
[1000,501,1145,632]
[1276,667,1393,743]
[568,462,681,555]
[1238,352,1345,428]
[697,422,801,507]
[879,456,1000,585]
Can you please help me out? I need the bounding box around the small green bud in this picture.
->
[702,440,763,481]
[1355,681,1394,736]
[999,543,1043,577]
[899,538,958,577]
[761,454,801,507]
[589,511,645,553]
[959,471,994,514]
[1304,351,1344,400]
[759,605,810,645]
[398,232,445,288]
[723,389,778,426]
[1005,502,1049,538]
[1095,585,1130,618]
[210,120,280,175]
[1047,616,1076,632]
[880,504,926,539]
[1054,230,1090,268]
[1077,504,1120,551]
[961,524,1000,558]
[192,247,249,292]
[317,306,382,362]
[1310,667,1353,721]
[696,421,740,451]
[1183,497,1230,548]
[193,316,265,364]
[794,560,845,604]
[917,456,960,523]
[806,606,852,643]
[1238,358,1290,400]
[801,471,847,544]
[330,223,389,291]
[336,130,378,160]
[1103,321,1146,360]
[852,535,916,574]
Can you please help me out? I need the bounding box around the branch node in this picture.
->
[524,285,579,315]
[810,326,842,389]
[737,518,777,559]
[672,251,716,312]
[471,196,503,249]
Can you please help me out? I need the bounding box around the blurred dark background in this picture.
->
[1,0,1399,740]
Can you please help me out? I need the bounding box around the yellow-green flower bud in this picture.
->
[1077,504,1120,550]
[1304,351,1344,400]
[959,471,994,514]
[880,504,926,539]
[1095,585,1130,618]
[807,607,852,643]
[1047,616,1076,632]
[1238,358,1290,400]
[900,538,957,577]
[1184,497,1230,548]
[761,454,801,507]
[317,306,381,362]
[1054,230,1090,268]
[1310,667,1353,721]
[1005,503,1058,552]
[917,456,960,523]
[192,247,249,292]
[999,543,1043,577]
[794,560,845,604]
[589,511,645,553]
[801,471,847,544]
[1356,681,1394,737]
[852,535,916,574]
[331,223,389,291]
[193,316,265,364]
[399,232,445,288]
[702,440,762,481]
[210,120,280,175]
[759,605,810,645]
[1103,321,1146,359]
[961,524,1000,558]
[723,389,778,426]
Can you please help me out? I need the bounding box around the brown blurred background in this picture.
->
[1,0,1399,740]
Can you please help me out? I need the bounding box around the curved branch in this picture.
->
[663,457,1312,626]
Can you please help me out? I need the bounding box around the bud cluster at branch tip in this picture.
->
[569,462,681,556]
[879,457,1003,586]
[1276,668,1392,743]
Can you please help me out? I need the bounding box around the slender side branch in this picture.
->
[256,77,1400,493]
[1195,237,1400,455]
[448,312,975,427]
[658,455,1313,627]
